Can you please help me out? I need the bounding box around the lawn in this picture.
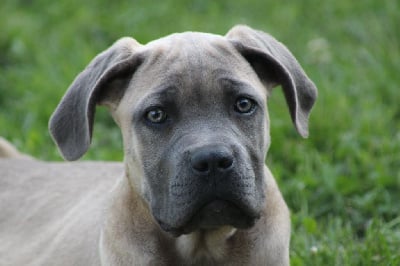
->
[1,0,399,264]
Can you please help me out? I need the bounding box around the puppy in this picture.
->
[0,25,317,265]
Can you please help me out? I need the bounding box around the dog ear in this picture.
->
[226,25,318,138]
[49,38,144,161]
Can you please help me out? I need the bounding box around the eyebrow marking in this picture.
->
[219,77,254,93]
[151,85,179,98]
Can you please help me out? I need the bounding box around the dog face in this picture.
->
[115,33,269,234]
[49,25,317,236]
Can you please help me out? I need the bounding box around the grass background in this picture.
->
[1,0,399,264]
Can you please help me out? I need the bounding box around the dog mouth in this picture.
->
[158,199,260,236]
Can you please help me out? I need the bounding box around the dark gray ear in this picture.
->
[49,37,144,161]
[226,25,318,138]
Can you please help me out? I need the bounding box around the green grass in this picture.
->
[1,0,399,264]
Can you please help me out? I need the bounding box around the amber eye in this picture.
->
[234,97,256,114]
[145,108,167,123]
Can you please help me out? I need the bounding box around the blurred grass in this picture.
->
[1,0,399,264]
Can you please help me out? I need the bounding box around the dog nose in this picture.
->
[190,146,234,174]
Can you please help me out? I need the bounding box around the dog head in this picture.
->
[49,25,317,236]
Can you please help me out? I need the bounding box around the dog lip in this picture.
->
[156,219,185,237]
[162,198,260,236]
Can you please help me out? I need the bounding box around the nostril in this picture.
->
[190,147,234,174]
[193,160,210,173]
[218,156,233,170]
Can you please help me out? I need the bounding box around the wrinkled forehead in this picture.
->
[125,32,266,103]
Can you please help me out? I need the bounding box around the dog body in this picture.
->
[0,159,287,265]
[0,160,121,265]
[0,25,317,265]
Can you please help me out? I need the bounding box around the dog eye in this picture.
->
[234,97,256,114]
[145,108,167,124]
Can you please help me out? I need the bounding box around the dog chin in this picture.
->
[159,199,260,237]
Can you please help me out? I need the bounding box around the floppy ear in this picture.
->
[226,25,318,138]
[49,37,144,161]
